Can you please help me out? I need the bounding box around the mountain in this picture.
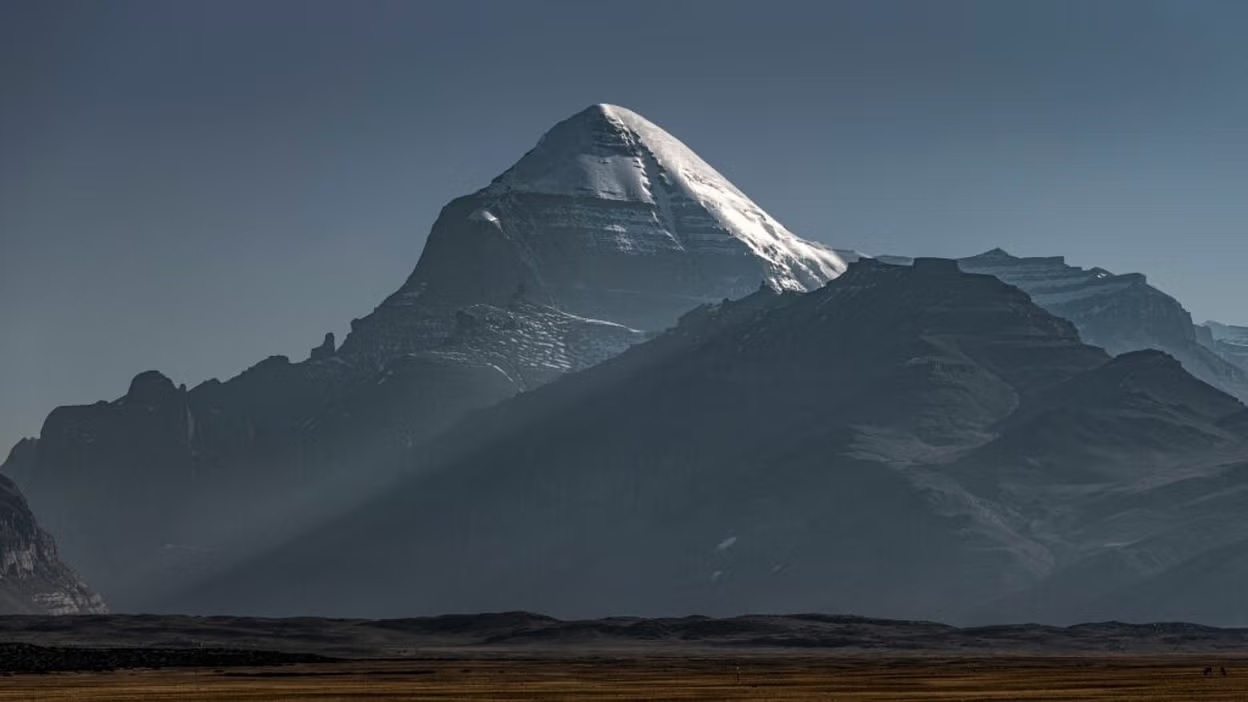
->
[0,467,106,615]
[1,104,844,610]
[342,103,845,353]
[880,249,1248,404]
[174,258,1248,624]
[1199,321,1248,371]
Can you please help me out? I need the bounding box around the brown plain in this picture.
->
[2,656,1247,701]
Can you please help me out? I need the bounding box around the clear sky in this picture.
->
[3,0,1247,453]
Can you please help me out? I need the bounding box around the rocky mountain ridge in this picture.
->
[171,259,1248,624]
[879,249,1248,405]
[1200,321,1248,371]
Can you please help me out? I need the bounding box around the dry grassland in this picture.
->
[2,656,1247,701]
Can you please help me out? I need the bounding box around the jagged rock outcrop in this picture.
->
[2,104,842,610]
[308,332,336,361]
[177,259,1248,624]
[0,472,106,615]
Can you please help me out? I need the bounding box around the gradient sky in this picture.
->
[3,0,1247,453]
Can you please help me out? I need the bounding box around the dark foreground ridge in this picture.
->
[0,641,330,674]
[4,613,1248,659]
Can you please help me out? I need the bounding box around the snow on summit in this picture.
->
[487,104,847,291]
[364,103,851,333]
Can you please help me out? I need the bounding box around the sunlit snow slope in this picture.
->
[344,104,846,348]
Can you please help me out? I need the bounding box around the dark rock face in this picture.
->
[885,249,1248,404]
[0,472,106,615]
[178,260,1248,624]
[308,332,336,361]
[5,302,643,610]
[1,104,841,611]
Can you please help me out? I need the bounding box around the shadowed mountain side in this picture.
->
[2,105,845,612]
[169,259,1248,622]
[945,352,1248,624]
[1093,537,1248,624]
[5,301,640,610]
[881,249,1248,404]
[964,456,1248,625]
[953,350,1248,487]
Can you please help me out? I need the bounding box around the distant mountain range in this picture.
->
[1200,321,1248,372]
[7,612,1248,657]
[1,104,1244,623]
[880,249,1248,405]
[170,258,1248,624]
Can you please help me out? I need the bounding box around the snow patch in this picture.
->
[469,208,501,225]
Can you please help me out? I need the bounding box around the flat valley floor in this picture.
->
[4,656,1248,701]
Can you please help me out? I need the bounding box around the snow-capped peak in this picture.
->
[486,104,846,291]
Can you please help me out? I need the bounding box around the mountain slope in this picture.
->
[880,249,1248,404]
[945,347,1248,623]
[959,350,1248,485]
[2,104,843,611]
[0,470,106,615]
[1200,321,1248,371]
[173,258,1248,623]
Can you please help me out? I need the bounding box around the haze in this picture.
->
[3,0,1247,454]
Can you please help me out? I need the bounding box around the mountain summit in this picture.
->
[486,104,845,292]
[341,104,845,356]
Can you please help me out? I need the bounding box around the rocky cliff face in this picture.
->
[0,471,106,615]
[881,249,1248,404]
[1,104,842,611]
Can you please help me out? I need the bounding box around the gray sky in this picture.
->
[3,0,1247,452]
